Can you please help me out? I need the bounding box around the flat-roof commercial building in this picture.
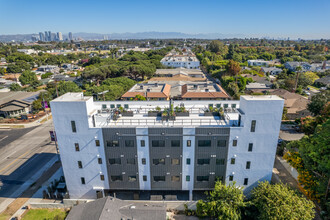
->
[155,68,205,79]
[181,83,230,100]
[51,93,284,200]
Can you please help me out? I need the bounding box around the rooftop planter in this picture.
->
[148,106,161,117]
[118,107,134,117]
[161,105,176,121]
[174,106,189,117]
[204,106,220,116]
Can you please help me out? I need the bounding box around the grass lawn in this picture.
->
[0,214,11,220]
[22,209,68,220]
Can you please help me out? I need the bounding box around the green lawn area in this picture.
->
[22,209,68,220]
[0,214,11,220]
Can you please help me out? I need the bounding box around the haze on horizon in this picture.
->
[0,0,330,39]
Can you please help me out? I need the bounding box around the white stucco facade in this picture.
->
[51,93,283,199]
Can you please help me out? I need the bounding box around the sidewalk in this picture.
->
[0,160,61,219]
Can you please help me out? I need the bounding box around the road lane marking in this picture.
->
[0,150,31,174]
[0,135,8,142]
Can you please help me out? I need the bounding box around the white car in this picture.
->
[304,91,311,96]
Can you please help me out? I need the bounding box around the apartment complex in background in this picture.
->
[51,93,283,200]
[161,49,200,69]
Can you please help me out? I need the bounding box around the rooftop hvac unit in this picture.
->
[147,88,151,92]
[205,89,209,92]
[140,85,143,89]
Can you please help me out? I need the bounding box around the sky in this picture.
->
[0,0,330,39]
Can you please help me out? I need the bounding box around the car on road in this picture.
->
[304,90,311,96]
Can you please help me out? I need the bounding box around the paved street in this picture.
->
[0,120,57,212]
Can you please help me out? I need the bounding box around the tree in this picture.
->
[32,99,43,111]
[251,182,315,220]
[298,71,319,88]
[208,40,228,56]
[196,181,245,220]
[9,83,21,91]
[19,70,38,86]
[226,60,241,76]
[307,90,330,115]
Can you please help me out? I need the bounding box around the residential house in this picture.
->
[247,59,272,67]
[261,67,283,76]
[314,76,330,88]
[0,91,40,118]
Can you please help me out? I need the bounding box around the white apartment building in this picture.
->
[161,56,200,69]
[51,93,283,200]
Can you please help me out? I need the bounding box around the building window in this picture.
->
[71,121,76,133]
[81,177,85,184]
[233,140,237,147]
[116,104,121,108]
[187,140,191,147]
[78,161,83,169]
[143,175,147,181]
[154,176,165,182]
[152,140,165,147]
[171,140,180,147]
[128,176,137,182]
[102,104,107,109]
[231,158,236,164]
[110,104,115,108]
[100,175,104,181]
[197,176,209,182]
[75,143,80,151]
[216,104,221,108]
[197,158,210,165]
[124,104,129,109]
[198,140,211,147]
[125,140,134,147]
[224,104,228,108]
[246,161,251,169]
[251,120,256,132]
[153,158,165,165]
[127,158,135,165]
[171,158,180,165]
[217,140,226,147]
[229,175,234,181]
[109,158,121,165]
[111,175,123,182]
[232,104,236,108]
[216,158,225,165]
[171,176,180,182]
[186,175,190,182]
[186,158,191,165]
[98,158,102,164]
[248,143,253,152]
[140,140,145,147]
[95,140,100,146]
[142,158,146,165]
[107,140,119,147]
[244,178,248,185]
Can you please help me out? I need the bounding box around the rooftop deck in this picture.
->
[90,105,240,128]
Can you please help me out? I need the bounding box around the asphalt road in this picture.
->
[0,120,57,202]
[0,126,36,149]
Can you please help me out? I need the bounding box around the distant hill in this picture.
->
[0,32,245,42]
[75,32,245,40]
